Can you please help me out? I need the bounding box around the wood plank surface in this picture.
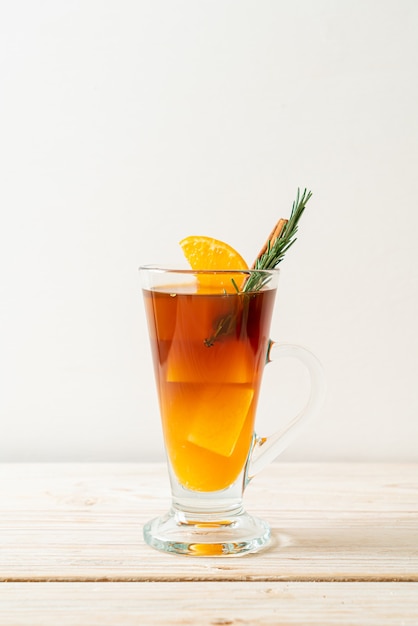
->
[0,463,417,582]
[0,581,417,626]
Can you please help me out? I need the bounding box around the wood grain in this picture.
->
[0,463,417,582]
[0,582,417,626]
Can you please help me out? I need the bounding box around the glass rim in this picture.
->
[138,264,280,275]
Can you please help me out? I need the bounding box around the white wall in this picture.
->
[1,0,417,463]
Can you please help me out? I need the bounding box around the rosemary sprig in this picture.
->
[243,188,312,293]
[204,188,312,346]
[203,312,236,348]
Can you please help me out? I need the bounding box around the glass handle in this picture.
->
[248,341,326,480]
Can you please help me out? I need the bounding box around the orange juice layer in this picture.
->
[143,286,276,492]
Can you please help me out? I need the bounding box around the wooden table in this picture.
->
[0,463,417,624]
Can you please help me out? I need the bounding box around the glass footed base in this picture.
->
[143,508,271,556]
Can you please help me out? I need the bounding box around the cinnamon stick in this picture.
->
[251,218,288,268]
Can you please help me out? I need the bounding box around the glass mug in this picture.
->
[139,266,325,556]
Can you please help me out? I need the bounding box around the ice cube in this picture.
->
[186,385,254,457]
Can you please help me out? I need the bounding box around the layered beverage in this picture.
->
[143,282,276,492]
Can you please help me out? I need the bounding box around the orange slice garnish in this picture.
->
[179,236,248,292]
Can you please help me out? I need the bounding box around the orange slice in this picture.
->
[179,236,248,292]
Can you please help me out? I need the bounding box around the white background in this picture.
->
[1,0,417,463]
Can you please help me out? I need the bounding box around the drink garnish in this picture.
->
[243,187,312,293]
[180,188,312,344]
[179,235,248,271]
[251,218,288,268]
[179,235,248,293]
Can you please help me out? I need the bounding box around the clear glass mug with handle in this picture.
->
[139,266,326,556]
